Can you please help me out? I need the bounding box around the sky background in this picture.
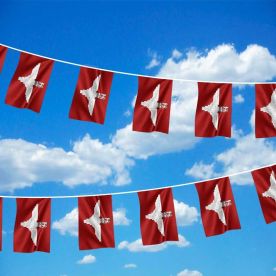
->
[0,1,276,276]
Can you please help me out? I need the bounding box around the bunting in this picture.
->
[0,45,7,72]
[251,165,276,223]
[0,43,275,138]
[5,52,54,112]
[0,164,272,253]
[14,198,51,253]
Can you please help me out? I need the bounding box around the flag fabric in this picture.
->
[14,198,51,253]
[251,165,276,223]
[5,52,54,113]
[133,76,173,133]
[255,84,276,138]
[138,188,178,245]
[78,195,115,250]
[196,177,241,237]
[0,45,8,72]
[69,67,113,124]
[0,198,2,251]
[195,82,232,137]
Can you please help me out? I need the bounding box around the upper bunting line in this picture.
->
[1,42,276,85]
[0,162,275,199]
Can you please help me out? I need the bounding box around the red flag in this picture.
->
[255,84,276,138]
[251,165,276,223]
[196,177,241,237]
[14,198,51,253]
[195,82,232,137]
[69,67,113,124]
[138,188,178,245]
[0,45,8,72]
[133,76,172,133]
[5,52,54,112]
[78,195,115,250]
[0,198,2,251]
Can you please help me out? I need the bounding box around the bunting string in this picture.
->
[0,162,275,199]
[1,42,275,85]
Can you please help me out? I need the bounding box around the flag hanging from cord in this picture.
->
[255,84,276,138]
[14,198,51,253]
[0,45,7,72]
[78,195,115,250]
[195,177,241,236]
[195,82,232,137]
[5,52,54,112]
[69,67,114,124]
[138,188,178,245]
[133,76,172,133]
[251,165,276,223]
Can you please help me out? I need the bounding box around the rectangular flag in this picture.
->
[133,76,173,133]
[0,45,8,72]
[255,84,276,138]
[78,195,115,250]
[69,67,114,124]
[5,52,54,112]
[196,177,241,237]
[0,198,2,251]
[138,188,178,245]
[14,198,51,253]
[195,82,232,137]
[251,165,276,223]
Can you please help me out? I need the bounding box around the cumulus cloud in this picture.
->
[234,94,245,103]
[174,199,199,226]
[0,134,134,192]
[118,234,190,252]
[52,207,131,236]
[185,112,276,185]
[77,255,96,265]
[145,49,161,69]
[177,269,203,276]
[113,44,276,159]
[124,264,137,269]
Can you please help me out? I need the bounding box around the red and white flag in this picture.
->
[0,198,2,251]
[133,76,172,133]
[69,67,113,124]
[255,84,276,138]
[5,52,54,112]
[196,177,241,237]
[138,188,178,245]
[78,196,115,250]
[0,45,8,72]
[251,165,276,223]
[14,198,51,253]
[195,82,232,137]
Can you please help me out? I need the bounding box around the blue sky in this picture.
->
[0,1,276,276]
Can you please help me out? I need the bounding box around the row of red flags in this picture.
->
[0,165,275,253]
[0,45,276,138]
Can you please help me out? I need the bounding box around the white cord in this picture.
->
[0,163,274,199]
[1,42,275,85]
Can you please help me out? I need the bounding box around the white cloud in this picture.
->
[185,112,276,185]
[174,199,199,226]
[0,134,134,192]
[273,267,276,271]
[52,208,78,236]
[77,255,96,265]
[146,50,161,69]
[177,269,203,276]
[52,207,131,236]
[113,44,276,159]
[113,208,132,226]
[124,264,137,269]
[118,234,190,252]
[234,94,245,103]
[172,49,183,59]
